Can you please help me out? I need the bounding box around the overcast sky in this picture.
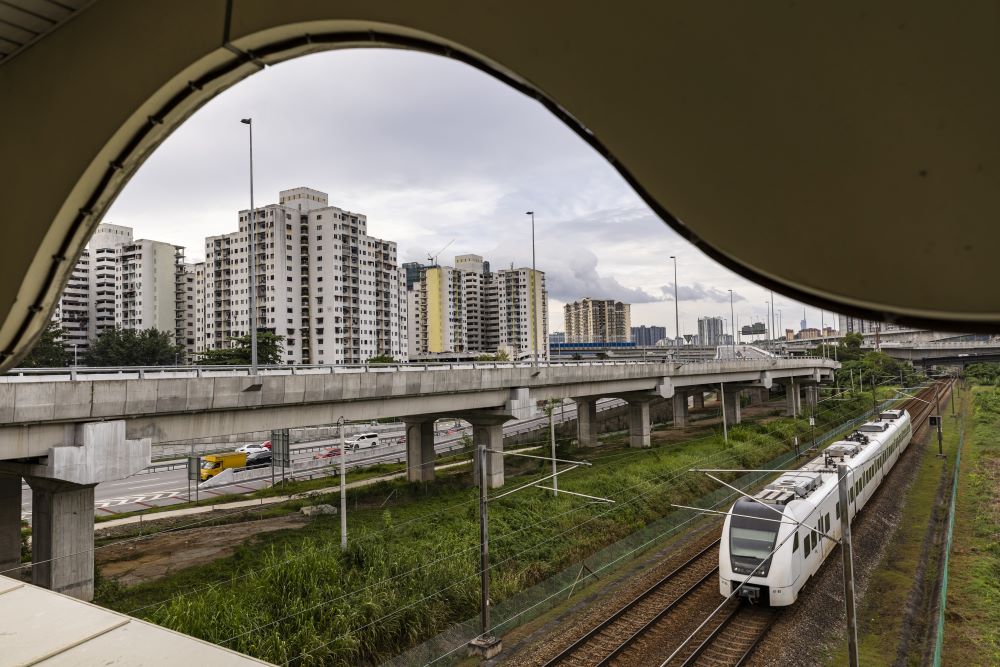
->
[106,48,838,336]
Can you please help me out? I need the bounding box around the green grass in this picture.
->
[96,391,878,666]
[942,386,1000,665]
[824,386,964,666]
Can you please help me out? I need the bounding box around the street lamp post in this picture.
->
[526,211,538,367]
[728,289,735,355]
[240,118,259,375]
[765,300,771,352]
[770,290,777,352]
[670,256,679,346]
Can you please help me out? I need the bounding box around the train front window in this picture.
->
[730,516,779,560]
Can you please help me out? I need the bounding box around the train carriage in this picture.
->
[719,409,912,606]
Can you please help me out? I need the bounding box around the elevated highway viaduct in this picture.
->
[0,358,836,600]
[874,342,1000,368]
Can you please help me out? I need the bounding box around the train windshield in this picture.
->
[730,500,780,560]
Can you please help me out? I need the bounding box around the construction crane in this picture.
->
[427,239,454,266]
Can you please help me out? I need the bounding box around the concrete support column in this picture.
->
[472,422,505,488]
[404,420,436,482]
[803,385,818,411]
[25,477,96,600]
[758,387,770,404]
[723,387,742,424]
[692,391,705,409]
[574,397,599,447]
[628,400,652,448]
[672,390,690,428]
[785,381,801,417]
[747,388,762,406]
[0,474,21,577]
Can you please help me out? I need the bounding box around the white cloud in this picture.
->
[106,48,839,338]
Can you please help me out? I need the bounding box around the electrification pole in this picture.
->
[477,444,492,639]
[340,417,347,550]
[720,382,728,443]
[549,400,558,496]
[838,464,860,667]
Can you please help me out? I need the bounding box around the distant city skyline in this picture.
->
[106,48,837,333]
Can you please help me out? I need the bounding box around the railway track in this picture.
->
[538,382,949,667]
[541,539,722,667]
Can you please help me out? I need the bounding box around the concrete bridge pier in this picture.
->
[0,473,20,577]
[628,399,653,448]
[0,421,149,601]
[746,387,766,406]
[784,381,802,417]
[25,477,96,599]
[672,390,690,428]
[404,419,437,482]
[692,391,705,409]
[803,385,819,412]
[468,413,511,488]
[574,397,600,447]
[723,387,742,424]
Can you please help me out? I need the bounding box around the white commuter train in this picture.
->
[719,408,913,606]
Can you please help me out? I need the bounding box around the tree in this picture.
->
[197,332,284,365]
[838,350,923,390]
[86,328,183,366]
[20,322,68,368]
[474,350,510,362]
[367,354,397,364]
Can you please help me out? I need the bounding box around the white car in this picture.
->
[346,433,380,450]
[236,441,272,455]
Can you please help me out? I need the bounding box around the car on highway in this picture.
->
[314,446,342,459]
[346,433,380,450]
[246,450,273,470]
[236,441,271,455]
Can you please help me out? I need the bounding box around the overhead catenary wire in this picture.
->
[224,395,890,653]
[7,378,897,597]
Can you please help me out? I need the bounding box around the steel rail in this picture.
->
[541,538,721,667]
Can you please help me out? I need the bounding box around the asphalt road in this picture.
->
[20,399,613,519]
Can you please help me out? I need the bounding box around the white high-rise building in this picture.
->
[564,298,631,344]
[53,250,91,358]
[204,187,407,364]
[52,223,185,358]
[698,316,725,346]
[115,238,182,334]
[178,262,206,359]
[89,223,133,340]
[408,254,548,361]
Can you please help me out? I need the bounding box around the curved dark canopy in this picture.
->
[0,1,996,368]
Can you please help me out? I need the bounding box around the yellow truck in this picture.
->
[200,452,248,481]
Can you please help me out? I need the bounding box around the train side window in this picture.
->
[825,514,831,532]
[836,502,841,519]
[803,532,811,556]
[793,532,799,552]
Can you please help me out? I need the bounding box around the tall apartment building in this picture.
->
[115,238,183,334]
[631,325,666,346]
[53,250,91,357]
[178,262,207,358]
[204,187,407,365]
[407,254,548,360]
[52,223,185,358]
[698,316,725,346]
[564,298,631,343]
